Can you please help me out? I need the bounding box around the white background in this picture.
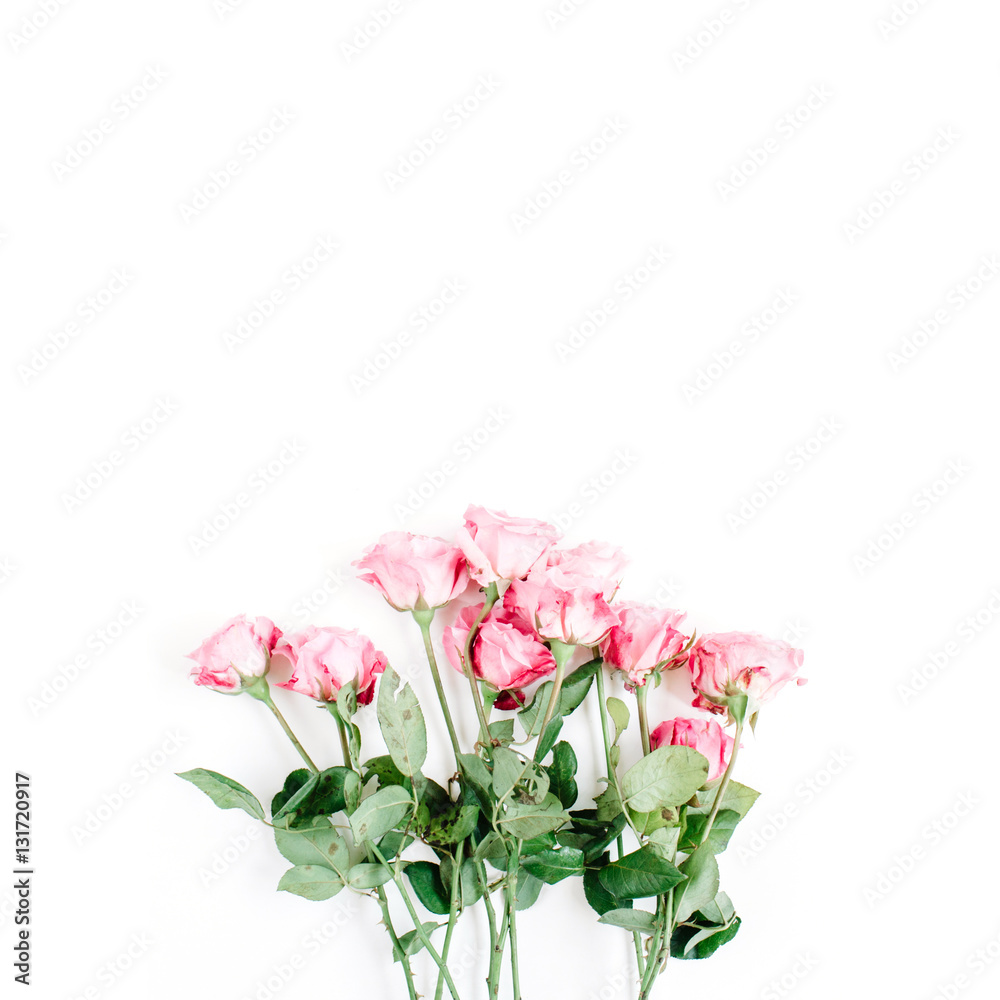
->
[4,1,1000,998]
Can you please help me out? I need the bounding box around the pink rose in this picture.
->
[688,631,805,717]
[443,603,556,698]
[187,615,282,693]
[503,570,619,647]
[543,541,629,599]
[650,717,734,782]
[354,531,470,611]
[601,603,689,689]
[274,626,387,705]
[456,505,560,585]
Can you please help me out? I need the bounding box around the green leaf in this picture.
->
[520,846,584,884]
[495,794,569,840]
[488,719,515,745]
[679,810,741,854]
[599,908,656,934]
[394,922,441,962]
[595,783,623,823]
[673,845,720,923]
[424,804,480,848]
[405,861,451,915]
[377,664,428,778]
[607,697,629,743]
[514,871,543,911]
[598,846,687,899]
[583,864,626,916]
[546,742,579,808]
[690,780,760,820]
[274,824,350,877]
[270,769,312,818]
[272,767,361,827]
[672,916,741,960]
[362,755,409,790]
[350,786,413,844]
[534,718,564,762]
[473,831,507,866]
[277,864,344,901]
[518,659,602,739]
[520,831,559,856]
[580,813,629,865]
[492,748,549,804]
[347,863,394,889]
[377,830,415,861]
[458,753,494,812]
[441,857,484,907]
[627,804,680,837]
[177,769,264,820]
[621,746,709,812]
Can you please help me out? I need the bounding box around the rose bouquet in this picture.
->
[178,505,804,999]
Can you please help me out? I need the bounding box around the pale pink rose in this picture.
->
[456,505,560,585]
[650,716,734,782]
[443,603,556,699]
[601,603,689,689]
[688,631,805,717]
[187,615,282,693]
[354,531,470,611]
[543,541,629,600]
[503,570,619,647]
[274,626,387,705]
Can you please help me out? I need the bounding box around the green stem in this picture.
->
[330,711,358,773]
[594,668,645,979]
[374,886,419,1000]
[414,610,463,768]
[370,842,463,1000]
[435,841,464,1000]
[460,585,497,748]
[700,718,744,846]
[247,678,319,772]
[636,681,652,757]
[534,640,576,760]
[506,842,523,1000]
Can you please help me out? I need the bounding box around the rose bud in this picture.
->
[456,504,560,585]
[601,603,689,689]
[187,615,282,694]
[354,531,470,611]
[650,716,735,782]
[274,626,387,705]
[443,603,556,703]
[688,631,805,721]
